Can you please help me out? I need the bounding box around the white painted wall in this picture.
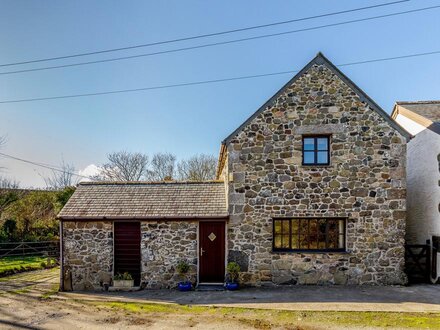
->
[395,113,427,136]
[405,127,440,244]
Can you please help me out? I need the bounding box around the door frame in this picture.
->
[197,220,228,284]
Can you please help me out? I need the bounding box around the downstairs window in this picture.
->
[273,218,346,252]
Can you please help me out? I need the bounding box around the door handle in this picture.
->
[200,247,205,256]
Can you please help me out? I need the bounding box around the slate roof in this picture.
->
[58,181,228,220]
[395,101,440,123]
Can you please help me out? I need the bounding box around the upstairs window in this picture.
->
[273,218,345,252]
[302,136,330,165]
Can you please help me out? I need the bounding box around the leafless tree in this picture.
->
[0,135,6,172]
[147,152,176,181]
[44,160,79,189]
[96,151,149,181]
[177,154,217,181]
[0,176,20,189]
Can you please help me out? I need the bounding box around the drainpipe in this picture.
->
[59,219,64,291]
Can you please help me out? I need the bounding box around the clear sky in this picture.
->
[0,0,439,187]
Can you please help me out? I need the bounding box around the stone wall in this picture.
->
[63,220,199,290]
[62,221,113,290]
[225,63,408,285]
[141,221,198,289]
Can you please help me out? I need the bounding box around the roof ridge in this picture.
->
[79,180,224,186]
[396,100,440,105]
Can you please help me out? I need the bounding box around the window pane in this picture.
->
[281,235,290,248]
[299,220,309,249]
[317,137,328,150]
[303,151,315,164]
[303,138,315,151]
[318,219,327,249]
[274,220,282,234]
[327,220,338,249]
[291,220,299,249]
[317,151,328,164]
[291,232,299,249]
[274,235,282,249]
[291,220,298,234]
[309,219,318,249]
[282,220,290,234]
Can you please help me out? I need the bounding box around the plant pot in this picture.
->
[113,279,134,288]
[177,282,192,291]
[225,282,239,291]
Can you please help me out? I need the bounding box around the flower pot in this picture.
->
[177,282,192,291]
[225,282,239,291]
[113,279,134,288]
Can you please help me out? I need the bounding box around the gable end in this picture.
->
[222,52,411,145]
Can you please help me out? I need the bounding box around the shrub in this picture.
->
[176,260,190,282]
[226,262,240,283]
[114,272,133,280]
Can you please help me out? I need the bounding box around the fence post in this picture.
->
[426,239,431,283]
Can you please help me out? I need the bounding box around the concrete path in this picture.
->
[2,268,440,313]
[59,282,440,313]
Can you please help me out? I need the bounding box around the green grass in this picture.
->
[88,301,440,329]
[40,283,60,299]
[0,256,49,277]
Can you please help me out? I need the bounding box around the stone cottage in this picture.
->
[58,53,410,290]
[392,101,440,282]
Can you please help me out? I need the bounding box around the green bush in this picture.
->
[226,262,240,283]
[114,272,133,280]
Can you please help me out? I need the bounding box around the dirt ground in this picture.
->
[1,268,440,330]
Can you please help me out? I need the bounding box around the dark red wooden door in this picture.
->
[114,222,141,286]
[199,221,225,283]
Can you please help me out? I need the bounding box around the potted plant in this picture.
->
[113,272,134,288]
[225,262,240,290]
[176,260,192,291]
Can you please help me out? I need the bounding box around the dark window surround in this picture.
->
[272,217,346,253]
[302,135,330,166]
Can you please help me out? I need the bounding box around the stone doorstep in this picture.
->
[108,286,141,292]
[196,284,225,291]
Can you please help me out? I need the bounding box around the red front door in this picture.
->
[199,221,225,283]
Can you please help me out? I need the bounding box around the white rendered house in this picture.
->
[392,101,440,282]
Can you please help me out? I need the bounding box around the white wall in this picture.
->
[395,113,427,136]
[405,127,440,244]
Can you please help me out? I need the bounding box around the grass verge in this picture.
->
[0,255,56,277]
[85,301,440,329]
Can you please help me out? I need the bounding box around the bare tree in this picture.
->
[147,152,176,181]
[177,154,217,181]
[0,176,20,189]
[44,160,79,189]
[96,151,149,181]
[0,135,6,172]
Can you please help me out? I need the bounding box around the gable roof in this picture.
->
[393,101,440,122]
[58,181,227,220]
[391,101,440,136]
[222,52,411,145]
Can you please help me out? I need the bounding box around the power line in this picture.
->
[0,152,92,179]
[0,49,439,104]
[0,0,409,68]
[1,4,438,76]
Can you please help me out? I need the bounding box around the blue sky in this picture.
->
[0,0,439,187]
